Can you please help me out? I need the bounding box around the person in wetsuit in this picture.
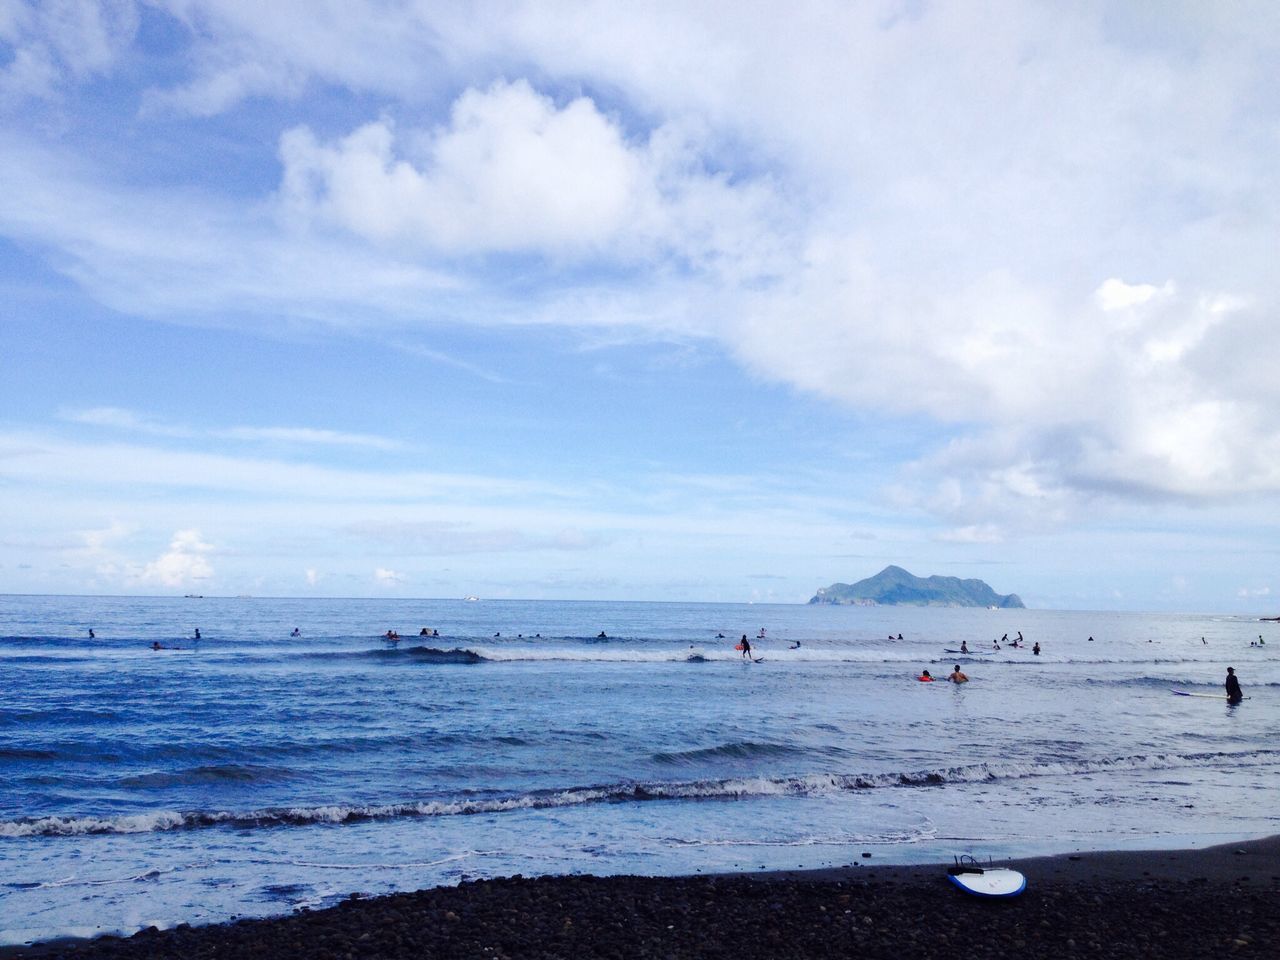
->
[1225,667,1243,704]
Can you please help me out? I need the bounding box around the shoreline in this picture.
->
[6,835,1278,959]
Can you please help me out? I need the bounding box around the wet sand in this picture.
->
[6,835,1277,959]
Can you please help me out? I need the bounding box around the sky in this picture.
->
[2,1,1279,611]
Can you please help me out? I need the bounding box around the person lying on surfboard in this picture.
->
[917,670,934,681]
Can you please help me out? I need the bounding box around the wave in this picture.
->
[651,741,808,765]
[7,747,1276,839]
[300,646,489,664]
[118,764,299,789]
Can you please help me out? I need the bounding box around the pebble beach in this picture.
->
[6,836,1277,960]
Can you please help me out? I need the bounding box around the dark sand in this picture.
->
[6,836,1278,959]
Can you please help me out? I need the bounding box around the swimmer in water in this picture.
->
[948,664,969,683]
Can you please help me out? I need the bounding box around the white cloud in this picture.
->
[277,79,783,269]
[344,520,604,555]
[304,567,318,586]
[137,528,214,588]
[1095,278,1175,312]
[62,407,401,450]
[212,426,400,450]
[374,566,402,585]
[1237,585,1272,598]
[0,0,138,100]
[5,1,1280,540]
[64,406,192,436]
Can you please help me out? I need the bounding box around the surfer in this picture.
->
[992,639,1000,650]
[738,635,752,659]
[918,670,934,681]
[88,628,95,639]
[152,641,164,651]
[948,665,969,683]
[716,633,725,639]
[789,640,801,649]
[193,628,201,641]
[1016,631,1023,644]
[1225,667,1243,704]
[597,631,608,639]
[385,630,399,641]
[420,627,430,636]
[1032,642,1041,655]
[959,640,969,654]
[291,627,301,637]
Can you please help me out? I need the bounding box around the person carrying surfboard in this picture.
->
[1225,667,1243,704]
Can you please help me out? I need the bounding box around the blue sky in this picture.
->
[2,1,1279,610]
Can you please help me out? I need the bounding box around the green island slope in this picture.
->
[809,565,1025,608]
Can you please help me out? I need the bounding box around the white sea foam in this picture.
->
[5,749,1274,838]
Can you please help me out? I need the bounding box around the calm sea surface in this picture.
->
[2,595,1277,944]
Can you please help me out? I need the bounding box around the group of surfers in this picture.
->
[383,627,441,642]
[918,665,969,683]
[956,636,1041,655]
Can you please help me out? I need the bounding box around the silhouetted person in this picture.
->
[1225,667,1243,704]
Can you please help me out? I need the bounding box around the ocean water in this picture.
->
[2,594,1278,945]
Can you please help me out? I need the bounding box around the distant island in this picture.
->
[809,565,1025,608]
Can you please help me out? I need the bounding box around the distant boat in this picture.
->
[464,596,480,602]
[184,594,204,599]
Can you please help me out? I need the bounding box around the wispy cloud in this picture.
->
[62,408,401,451]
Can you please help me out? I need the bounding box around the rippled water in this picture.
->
[2,595,1277,944]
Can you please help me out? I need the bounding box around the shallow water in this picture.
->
[2,595,1277,944]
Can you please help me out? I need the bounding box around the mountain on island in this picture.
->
[809,565,1025,608]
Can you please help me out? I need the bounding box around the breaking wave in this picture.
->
[6,748,1275,838]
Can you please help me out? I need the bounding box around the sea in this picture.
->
[2,595,1278,946]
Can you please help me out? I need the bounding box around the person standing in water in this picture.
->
[948,664,969,683]
[1225,667,1243,704]
[739,634,752,660]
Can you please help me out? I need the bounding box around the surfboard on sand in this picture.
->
[1171,690,1250,700]
[948,865,1026,898]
